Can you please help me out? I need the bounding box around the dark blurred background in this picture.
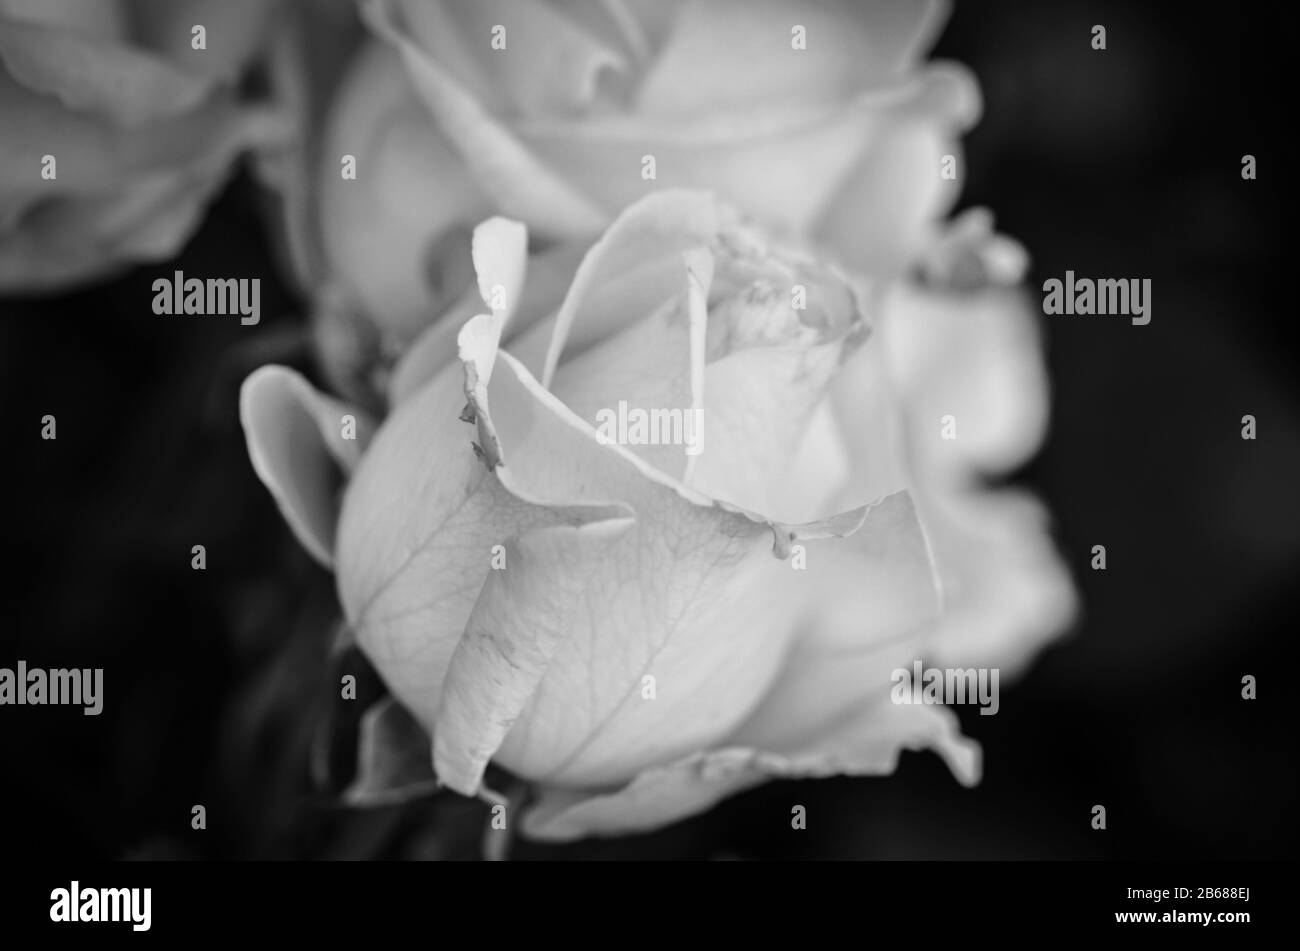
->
[1,1,1295,860]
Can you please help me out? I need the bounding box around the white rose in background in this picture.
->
[0,0,286,290]
[303,0,978,387]
[240,191,1075,841]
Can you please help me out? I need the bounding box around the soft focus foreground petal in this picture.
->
[241,365,374,567]
[523,701,976,842]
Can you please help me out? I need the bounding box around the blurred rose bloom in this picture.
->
[0,0,286,290]
[298,0,978,386]
[241,191,1075,841]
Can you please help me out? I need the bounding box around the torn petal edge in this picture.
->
[457,312,880,559]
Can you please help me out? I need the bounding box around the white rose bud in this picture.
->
[241,191,1075,841]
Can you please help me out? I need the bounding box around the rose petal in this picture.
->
[343,195,894,792]
[240,365,374,567]
[827,314,911,510]
[434,514,635,795]
[522,700,977,842]
[513,27,977,241]
[463,345,785,786]
[686,338,859,524]
[453,322,881,785]
[913,486,1079,676]
[389,0,629,117]
[516,97,879,238]
[884,284,1050,484]
[472,302,878,549]
[0,103,284,290]
[830,222,1044,515]
[253,0,365,295]
[0,169,219,289]
[876,227,1078,672]
[681,245,709,482]
[342,697,440,807]
[549,0,659,65]
[633,0,950,116]
[337,354,634,731]
[0,0,128,40]
[345,292,876,787]
[543,247,708,479]
[0,65,279,191]
[126,0,281,82]
[360,0,608,237]
[614,0,685,57]
[671,241,870,522]
[814,63,980,275]
[916,206,1030,290]
[541,189,736,388]
[316,40,490,339]
[470,216,527,326]
[727,491,941,750]
[0,14,214,127]
[387,242,586,407]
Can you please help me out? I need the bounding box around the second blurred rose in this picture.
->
[0,0,291,290]
[284,0,978,400]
